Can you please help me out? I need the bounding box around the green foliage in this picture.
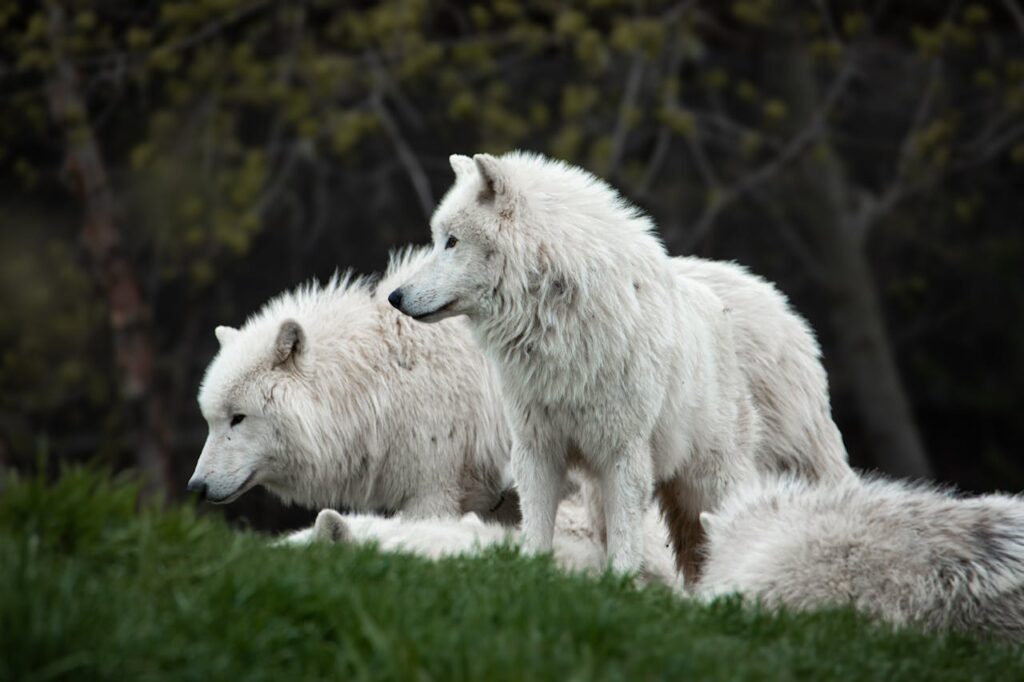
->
[4,468,1024,682]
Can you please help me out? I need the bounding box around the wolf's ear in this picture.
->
[314,509,351,543]
[473,153,507,202]
[699,512,718,534]
[215,326,239,346]
[273,319,305,369]
[450,154,475,179]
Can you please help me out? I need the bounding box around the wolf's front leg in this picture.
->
[511,437,565,555]
[600,440,654,574]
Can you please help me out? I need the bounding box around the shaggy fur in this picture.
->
[697,476,1024,641]
[280,488,683,590]
[190,252,512,520]
[672,258,851,484]
[389,151,821,578]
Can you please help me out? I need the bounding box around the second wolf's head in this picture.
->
[387,151,659,326]
[386,153,519,323]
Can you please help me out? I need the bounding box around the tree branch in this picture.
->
[371,91,435,221]
[681,61,856,249]
[608,55,646,179]
[1002,0,1024,36]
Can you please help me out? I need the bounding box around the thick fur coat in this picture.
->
[389,151,850,579]
[281,487,683,590]
[190,255,512,520]
[697,476,1024,641]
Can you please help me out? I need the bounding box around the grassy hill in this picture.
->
[2,468,1022,682]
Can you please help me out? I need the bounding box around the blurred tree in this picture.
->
[43,3,171,494]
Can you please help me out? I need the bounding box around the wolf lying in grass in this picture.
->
[280,484,683,590]
[697,475,1024,641]
[287,473,1024,641]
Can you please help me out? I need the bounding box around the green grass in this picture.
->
[2,468,1022,682]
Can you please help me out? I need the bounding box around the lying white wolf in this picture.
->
[388,151,852,580]
[280,487,683,590]
[697,476,1024,641]
[189,259,513,520]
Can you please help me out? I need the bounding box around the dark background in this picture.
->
[1,0,1022,529]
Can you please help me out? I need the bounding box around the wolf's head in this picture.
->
[189,319,309,504]
[388,151,655,327]
[277,509,352,546]
[387,153,522,323]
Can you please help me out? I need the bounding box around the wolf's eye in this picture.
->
[230,414,246,427]
[445,236,458,249]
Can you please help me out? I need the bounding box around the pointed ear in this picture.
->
[273,319,305,369]
[449,154,475,179]
[699,512,718,534]
[473,153,507,202]
[215,326,239,346]
[314,509,351,543]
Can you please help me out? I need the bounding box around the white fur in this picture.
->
[280,490,683,590]
[672,258,852,483]
[697,476,1024,641]
[390,151,834,577]
[190,253,511,519]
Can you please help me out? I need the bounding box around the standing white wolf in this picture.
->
[388,151,850,579]
[697,476,1024,641]
[189,254,514,520]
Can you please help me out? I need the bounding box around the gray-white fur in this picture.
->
[697,475,1024,641]
[672,258,851,484]
[190,253,512,520]
[389,151,852,580]
[280,487,683,590]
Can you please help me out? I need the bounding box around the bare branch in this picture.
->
[956,123,1024,167]
[73,0,272,70]
[635,127,672,199]
[608,55,647,179]
[812,0,842,44]
[748,190,832,285]
[1002,0,1024,36]
[371,91,435,221]
[732,63,854,198]
[367,52,426,132]
[634,31,686,198]
[681,61,856,249]
[852,58,943,234]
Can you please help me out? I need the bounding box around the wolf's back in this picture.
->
[698,476,1024,641]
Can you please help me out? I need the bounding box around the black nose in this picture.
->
[387,289,403,310]
[187,478,208,500]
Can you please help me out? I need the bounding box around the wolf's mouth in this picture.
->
[207,470,258,504]
[413,299,458,321]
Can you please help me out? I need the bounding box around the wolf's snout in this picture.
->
[187,477,208,500]
[387,288,404,310]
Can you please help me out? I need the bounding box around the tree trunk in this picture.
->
[45,6,173,496]
[813,222,934,478]
[783,47,933,479]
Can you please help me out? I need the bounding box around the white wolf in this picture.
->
[280,488,683,590]
[697,476,1024,641]
[388,151,850,579]
[193,227,846,580]
[189,256,513,520]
